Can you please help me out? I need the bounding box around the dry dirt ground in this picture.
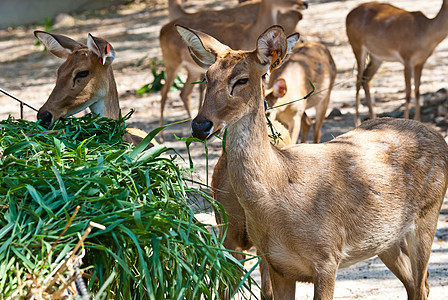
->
[0,0,447,299]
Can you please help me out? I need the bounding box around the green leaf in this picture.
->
[26,185,56,219]
[11,246,36,270]
[0,223,14,240]
[3,141,40,156]
[128,119,189,159]
[51,166,68,202]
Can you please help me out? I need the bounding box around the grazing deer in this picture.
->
[178,24,448,299]
[34,31,155,147]
[266,42,336,143]
[159,0,306,130]
[346,0,448,126]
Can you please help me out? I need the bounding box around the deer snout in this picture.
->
[302,1,309,10]
[191,116,213,141]
[37,110,53,127]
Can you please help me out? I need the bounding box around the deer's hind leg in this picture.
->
[406,215,439,299]
[179,69,202,120]
[378,239,416,298]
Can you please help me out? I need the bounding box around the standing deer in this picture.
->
[177,24,448,299]
[213,118,291,300]
[168,0,307,35]
[346,0,448,126]
[266,42,336,143]
[159,0,306,130]
[34,31,154,146]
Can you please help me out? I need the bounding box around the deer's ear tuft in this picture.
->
[87,34,115,65]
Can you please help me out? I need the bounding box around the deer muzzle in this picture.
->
[191,116,214,141]
[37,109,53,127]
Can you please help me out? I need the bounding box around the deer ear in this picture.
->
[176,25,230,69]
[34,31,84,59]
[87,34,115,65]
[273,78,287,98]
[256,26,299,72]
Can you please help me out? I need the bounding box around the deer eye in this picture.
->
[231,78,249,95]
[76,70,90,79]
[236,78,248,85]
[73,70,90,87]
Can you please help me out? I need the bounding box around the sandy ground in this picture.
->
[0,0,447,298]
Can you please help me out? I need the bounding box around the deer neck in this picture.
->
[89,66,120,120]
[427,0,448,43]
[225,94,283,200]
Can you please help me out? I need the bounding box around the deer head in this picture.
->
[176,25,299,141]
[34,31,116,127]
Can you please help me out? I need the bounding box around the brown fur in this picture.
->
[346,0,448,126]
[180,25,448,299]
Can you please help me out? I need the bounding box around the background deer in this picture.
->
[168,0,186,20]
[346,0,448,126]
[159,0,307,130]
[266,42,336,143]
[168,0,307,35]
[34,31,154,147]
[178,24,448,299]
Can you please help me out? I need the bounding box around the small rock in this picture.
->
[53,13,76,28]
[326,108,342,119]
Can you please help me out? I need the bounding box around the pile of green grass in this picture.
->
[0,115,256,299]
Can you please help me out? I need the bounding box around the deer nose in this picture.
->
[191,116,213,140]
[37,110,53,127]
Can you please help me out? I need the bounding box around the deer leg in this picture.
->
[300,111,312,143]
[180,70,201,120]
[258,254,273,300]
[312,94,330,143]
[160,63,181,128]
[269,264,296,299]
[406,217,438,299]
[313,263,338,300]
[290,103,306,143]
[353,46,366,127]
[361,56,382,121]
[403,63,413,119]
[290,113,303,144]
[378,240,415,297]
[413,64,424,121]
